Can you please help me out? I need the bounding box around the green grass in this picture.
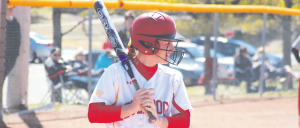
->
[186,81,298,102]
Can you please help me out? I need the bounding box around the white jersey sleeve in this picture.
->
[292,35,300,50]
[170,72,193,115]
[89,63,120,105]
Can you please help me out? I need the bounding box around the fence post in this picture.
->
[259,13,267,96]
[212,13,218,100]
[88,8,93,100]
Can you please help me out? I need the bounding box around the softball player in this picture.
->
[88,12,193,128]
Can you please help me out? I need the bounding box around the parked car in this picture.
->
[191,36,286,81]
[29,32,53,63]
[191,36,284,68]
[88,45,229,87]
[169,42,226,86]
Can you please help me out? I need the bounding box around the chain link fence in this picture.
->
[2,4,300,115]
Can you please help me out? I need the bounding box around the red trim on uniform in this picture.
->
[298,77,300,127]
[298,77,300,116]
[166,94,191,128]
[131,57,158,81]
[88,102,122,123]
[48,70,64,79]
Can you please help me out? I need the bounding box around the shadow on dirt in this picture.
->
[19,112,43,128]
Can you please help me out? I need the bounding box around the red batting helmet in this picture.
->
[131,12,185,65]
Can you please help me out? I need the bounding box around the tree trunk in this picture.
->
[14,6,31,109]
[4,6,31,113]
[204,0,213,95]
[282,15,292,66]
[0,1,8,127]
[53,8,62,48]
[204,33,211,58]
[204,0,212,61]
[282,0,293,66]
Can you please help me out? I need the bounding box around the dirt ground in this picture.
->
[3,97,297,128]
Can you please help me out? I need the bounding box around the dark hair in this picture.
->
[127,45,137,60]
[239,47,248,54]
[235,47,248,59]
[125,11,135,20]
[50,47,61,55]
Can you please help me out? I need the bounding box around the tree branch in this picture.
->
[62,17,89,36]
[64,11,116,36]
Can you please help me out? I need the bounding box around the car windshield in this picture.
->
[185,47,225,58]
[186,47,204,58]
[33,33,49,40]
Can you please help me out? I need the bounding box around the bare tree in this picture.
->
[52,8,96,49]
[282,0,293,66]
[3,6,31,115]
[204,0,213,95]
[204,0,212,59]
[53,8,62,48]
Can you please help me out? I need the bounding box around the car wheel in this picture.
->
[37,58,43,63]
[183,78,192,86]
[29,50,37,63]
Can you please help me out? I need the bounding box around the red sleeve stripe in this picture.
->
[166,93,191,128]
[48,70,64,79]
[298,78,300,115]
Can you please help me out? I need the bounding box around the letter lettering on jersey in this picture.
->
[94,89,104,97]
[123,100,139,118]
[124,101,131,105]
[137,110,143,114]
[156,100,162,114]
[123,102,131,119]
[126,81,132,84]
[123,99,169,117]
[163,101,169,116]
[124,115,130,119]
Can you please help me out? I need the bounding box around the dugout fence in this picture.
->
[1,0,300,115]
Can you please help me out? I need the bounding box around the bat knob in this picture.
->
[132,78,137,82]
[148,116,157,123]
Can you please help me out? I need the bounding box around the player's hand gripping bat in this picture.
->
[94,0,157,123]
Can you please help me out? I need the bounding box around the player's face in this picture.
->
[155,40,175,64]
[76,52,86,62]
[242,52,248,58]
[51,52,61,61]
